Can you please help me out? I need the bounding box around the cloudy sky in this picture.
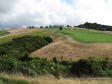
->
[0,0,112,29]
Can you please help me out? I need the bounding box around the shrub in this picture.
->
[70,59,93,77]
[44,37,53,43]
[70,57,112,77]
[0,56,19,73]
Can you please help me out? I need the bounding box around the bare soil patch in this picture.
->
[32,36,112,60]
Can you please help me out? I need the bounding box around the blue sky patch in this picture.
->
[63,0,74,4]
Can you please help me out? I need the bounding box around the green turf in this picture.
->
[60,28,112,43]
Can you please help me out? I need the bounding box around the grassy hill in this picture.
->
[1,28,112,44]
[0,28,112,84]
[0,28,61,44]
[32,28,112,60]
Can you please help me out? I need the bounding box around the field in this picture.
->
[32,28,112,60]
[0,28,112,84]
[60,28,112,43]
[0,28,61,44]
[0,28,49,44]
[1,28,112,60]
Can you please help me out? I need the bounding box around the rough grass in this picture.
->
[0,78,29,84]
[0,30,9,36]
[0,28,61,44]
[0,73,112,84]
[0,73,29,84]
[32,36,112,60]
[0,28,47,44]
[61,28,112,43]
[31,28,112,60]
[32,76,112,84]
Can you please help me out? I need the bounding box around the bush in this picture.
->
[0,56,19,73]
[70,59,93,77]
[0,35,53,57]
[70,57,112,77]
[44,37,53,43]
[0,35,53,75]
[59,26,62,30]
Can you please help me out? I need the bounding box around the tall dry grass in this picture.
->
[0,73,112,84]
[32,36,112,60]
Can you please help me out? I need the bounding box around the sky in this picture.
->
[0,0,112,29]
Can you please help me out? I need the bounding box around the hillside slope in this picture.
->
[32,36,112,60]
[0,28,39,38]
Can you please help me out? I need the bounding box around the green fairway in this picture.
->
[61,28,112,43]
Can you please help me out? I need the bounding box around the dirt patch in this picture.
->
[32,36,112,60]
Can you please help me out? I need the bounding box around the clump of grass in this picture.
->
[0,77,29,84]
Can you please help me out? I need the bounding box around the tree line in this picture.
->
[78,22,112,31]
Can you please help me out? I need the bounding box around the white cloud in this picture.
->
[0,0,112,29]
[72,0,112,25]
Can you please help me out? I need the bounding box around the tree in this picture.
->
[78,22,112,31]
[40,26,43,28]
[59,26,62,30]
[45,26,48,28]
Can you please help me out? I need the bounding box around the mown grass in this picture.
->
[60,28,112,43]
